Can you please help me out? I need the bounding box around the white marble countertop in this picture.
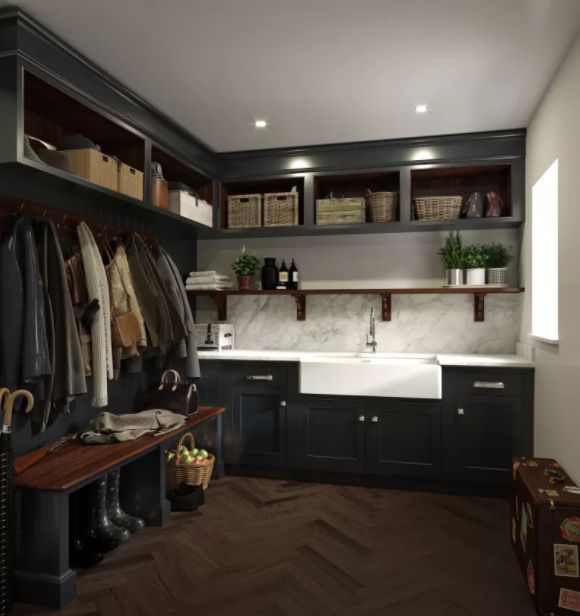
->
[197,349,534,368]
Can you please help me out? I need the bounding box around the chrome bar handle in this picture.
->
[457,408,465,415]
[246,375,274,382]
[473,381,505,389]
[358,415,366,423]
[280,400,287,407]
[371,416,379,423]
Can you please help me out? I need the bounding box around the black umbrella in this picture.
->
[0,388,34,614]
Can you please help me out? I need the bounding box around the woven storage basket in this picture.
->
[263,192,299,227]
[316,197,365,225]
[415,195,462,221]
[168,433,214,490]
[118,162,144,200]
[62,148,118,191]
[365,190,398,223]
[228,194,262,228]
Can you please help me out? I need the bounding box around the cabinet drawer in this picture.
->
[229,364,287,388]
[455,372,525,397]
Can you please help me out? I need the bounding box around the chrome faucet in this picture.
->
[365,307,378,353]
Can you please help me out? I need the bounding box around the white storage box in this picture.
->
[169,183,213,228]
[195,323,234,351]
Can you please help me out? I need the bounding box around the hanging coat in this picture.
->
[37,219,86,426]
[77,222,113,407]
[156,246,200,379]
[126,235,186,356]
[0,217,51,395]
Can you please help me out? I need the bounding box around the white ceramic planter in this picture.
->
[465,268,486,285]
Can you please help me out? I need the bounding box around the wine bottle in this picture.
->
[288,259,299,290]
[277,259,289,289]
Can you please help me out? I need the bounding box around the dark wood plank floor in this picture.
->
[13,477,535,616]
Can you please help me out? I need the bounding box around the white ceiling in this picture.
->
[4,0,580,152]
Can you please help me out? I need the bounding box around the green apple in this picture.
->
[167,451,175,463]
[197,449,209,460]
[191,448,199,456]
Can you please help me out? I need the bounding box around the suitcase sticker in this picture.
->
[554,544,579,578]
[559,588,580,612]
[562,518,580,544]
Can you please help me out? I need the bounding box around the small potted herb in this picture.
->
[231,246,260,291]
[438,230,464,286]
[483,243,512,286]
[462,244,488,285]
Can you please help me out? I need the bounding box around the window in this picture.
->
[531,159,559,343]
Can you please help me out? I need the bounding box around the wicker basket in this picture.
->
[263,192,299,227]
[62,148,117,191]
[228,194,262,228]
[118,162,144,201]
[168,433,214,490]
[415,195,462,221]
[316,197,365,225]
[365,190,398,222]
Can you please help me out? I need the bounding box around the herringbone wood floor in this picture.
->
[14,477,535,616]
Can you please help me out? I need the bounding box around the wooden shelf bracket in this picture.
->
[210,293,228,321]
[380,293,392,321]
[474,293,486,322]
[292,293,306,321]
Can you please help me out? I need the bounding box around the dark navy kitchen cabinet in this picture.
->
[366,401,442,478]
[199,360,534,489]
[226,364,288,467]
[287,397,366,473]
[445,369,534,484]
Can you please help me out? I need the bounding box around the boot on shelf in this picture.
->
[87,476,130,552]
[69,488,103,568]
[106,470,145,533]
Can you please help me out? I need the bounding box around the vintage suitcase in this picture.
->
[512,457,580,615]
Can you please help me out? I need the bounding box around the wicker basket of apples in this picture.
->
[166,432,214,490]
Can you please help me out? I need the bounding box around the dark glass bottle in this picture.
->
[277,260,289,289]
[261,258,278,291]
[288,259,299,290]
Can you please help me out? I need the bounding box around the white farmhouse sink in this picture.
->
[299,355,442,399]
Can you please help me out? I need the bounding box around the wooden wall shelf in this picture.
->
[188,287,524,323]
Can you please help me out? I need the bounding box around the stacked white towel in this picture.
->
[185,270,232,291]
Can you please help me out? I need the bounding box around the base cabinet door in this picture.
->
[366,402,442,478]
[451,395,524,483]
[232,386,286,467]
[288,397,366,473]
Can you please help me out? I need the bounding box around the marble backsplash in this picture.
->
[196,292,522,354]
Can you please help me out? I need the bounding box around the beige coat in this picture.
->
[109,244,147,359]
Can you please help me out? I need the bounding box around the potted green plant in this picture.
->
[438,230,464,286]
[462,244,488,285]
[231,246,260,291]
[483,243,512,286]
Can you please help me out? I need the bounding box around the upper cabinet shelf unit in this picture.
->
[23,71,146,199]
[220,175,305,230]
[151,145,215,207]
[410,164,513,222]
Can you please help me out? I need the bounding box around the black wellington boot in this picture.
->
[69,488,103,568]
[106,470,145,533]
[87,476,130,552]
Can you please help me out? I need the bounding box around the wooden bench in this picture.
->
[13,406,225,609]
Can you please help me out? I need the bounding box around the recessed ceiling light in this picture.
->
[254,119,268,128]
[415,104,428,114]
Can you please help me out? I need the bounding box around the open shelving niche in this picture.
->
[188,287,524,323]
[13,70,216,237]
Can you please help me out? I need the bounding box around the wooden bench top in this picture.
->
[14,406,225,492]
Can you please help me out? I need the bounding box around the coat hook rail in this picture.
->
[0,197,156,245]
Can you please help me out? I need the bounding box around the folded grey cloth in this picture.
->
[81,409,186,444]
